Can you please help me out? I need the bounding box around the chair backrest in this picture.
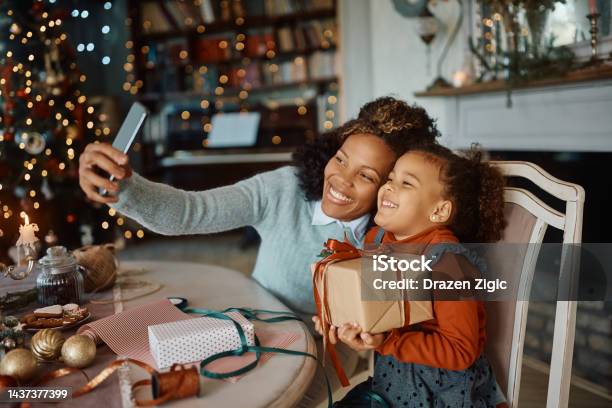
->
[485,161,585,408]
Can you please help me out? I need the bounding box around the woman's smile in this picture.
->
[327,185,355,204]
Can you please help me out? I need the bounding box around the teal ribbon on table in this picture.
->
[184,307,390,408]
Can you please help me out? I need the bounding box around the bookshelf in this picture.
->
[126,0,340,187]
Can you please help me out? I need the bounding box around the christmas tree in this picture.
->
[0,0,110,264]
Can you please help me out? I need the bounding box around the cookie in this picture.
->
[62,303,79,313]
[34,305,63,318]
[62,304,82,318]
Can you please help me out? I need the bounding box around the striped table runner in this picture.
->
[78,299,194,367]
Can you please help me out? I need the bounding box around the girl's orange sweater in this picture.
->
[365,226,486,371]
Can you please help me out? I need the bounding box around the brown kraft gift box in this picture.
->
[313,255,434,334]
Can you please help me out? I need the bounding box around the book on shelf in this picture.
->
[244,63,263,88]
[308,50,336,79]
[316,90,339,133]
[193,65,220,94]
[277,27,295,52]
[245,29,276,57]
[321,20,338,45]
[199,0,216,23]
[311,0,334,10]
[293,25,307,51]
[274,20,338,51]
[166,38,189,65]
[146,51,334,95]
[141,1,207,32]
[141,2,175,33]
[138,0,336,37]
[243,0,266,16]
[219,0,232,21]
[172,0,204,28]
[231,0,246,18]
[193,37,233,64]
[262,0,334,16]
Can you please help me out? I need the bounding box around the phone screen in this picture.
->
[100,102,147,196]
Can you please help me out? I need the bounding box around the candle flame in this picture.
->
[21,212,29,225]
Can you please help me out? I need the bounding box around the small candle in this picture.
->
[16,213,39,247]
[452,71,469,88]
[589,0,597,14]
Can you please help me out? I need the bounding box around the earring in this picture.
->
[430,214,438,222]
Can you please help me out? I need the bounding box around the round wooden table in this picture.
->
[121,260,317,408]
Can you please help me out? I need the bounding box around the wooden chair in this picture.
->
[486,161,585,408]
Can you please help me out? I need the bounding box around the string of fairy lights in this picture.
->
[1,5,74,230]
[119,0,339,148]
[0,0,145,244]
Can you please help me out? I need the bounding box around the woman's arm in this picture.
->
[79,142,278,235]
[110,170,271,236]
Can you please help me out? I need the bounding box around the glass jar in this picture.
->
[36,246,85,306]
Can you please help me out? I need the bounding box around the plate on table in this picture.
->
[22,312,93,332]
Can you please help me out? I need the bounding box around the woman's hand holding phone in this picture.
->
[79,143,133,204]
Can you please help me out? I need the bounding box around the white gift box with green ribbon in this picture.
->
[148,311,255,369]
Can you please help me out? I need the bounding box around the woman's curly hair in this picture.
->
[411,143,507,243]
[293,96,440,201]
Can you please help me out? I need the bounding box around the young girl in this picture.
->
[316,143,508,407]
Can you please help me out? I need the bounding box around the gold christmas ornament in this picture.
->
[0,348,38,382]
[60,335,96,368]
[31,329,65,361]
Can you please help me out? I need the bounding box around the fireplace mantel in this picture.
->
[416,70,612,152]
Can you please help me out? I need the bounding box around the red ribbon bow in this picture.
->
[312,238,364,387]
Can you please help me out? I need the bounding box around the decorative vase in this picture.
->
[525,8,550,56]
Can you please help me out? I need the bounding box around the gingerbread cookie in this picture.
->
[34,305,63,318]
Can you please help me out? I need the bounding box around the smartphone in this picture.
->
[100,102,147,196]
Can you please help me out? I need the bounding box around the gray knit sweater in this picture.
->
[111,166,350,314]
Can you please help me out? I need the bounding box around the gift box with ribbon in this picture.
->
[316,256,434,334]
[148,311,255,369]
[312,239,434,386]
[313,240,434,334]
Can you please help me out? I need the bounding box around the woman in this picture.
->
[78,96,440,405]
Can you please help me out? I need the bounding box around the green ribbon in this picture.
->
[365,390,389,407]
[184,307,390,408]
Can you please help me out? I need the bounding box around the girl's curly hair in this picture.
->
[293,96,440,201]
[411,144,507,243]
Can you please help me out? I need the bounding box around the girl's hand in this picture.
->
[311,315,339,344]
[337,323,385,351]
[79,143,133,204]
